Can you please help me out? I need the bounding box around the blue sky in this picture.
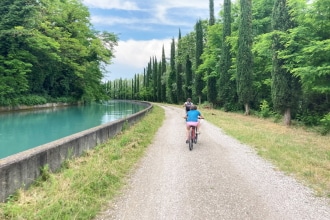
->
[82,0,222,81]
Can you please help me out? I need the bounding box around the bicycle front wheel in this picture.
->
[189,127,193,151]
[189,138,193,151]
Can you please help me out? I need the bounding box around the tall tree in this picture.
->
[202,24,221,107]
[0,0,38,104]
[195,19,204,104]
[167,38,177,103]
[157,61,162,102]
[152,57,158,101]
[251,0,275,108]
[199,3,222,107]
[161,45,167,102]
[237,0,253,115]
[209,0,215,26]
[219,0,235,110]
[271,0,300,125]
[286,0,330,118]
[176,29,184,103]
[185,55,193,99]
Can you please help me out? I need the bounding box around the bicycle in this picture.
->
[187,125,198,151]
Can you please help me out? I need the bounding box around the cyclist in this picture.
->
[183,98,193,113]
[184,105,204,143]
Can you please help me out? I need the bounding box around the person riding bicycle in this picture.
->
[183,98,193,113]
[184,105,204,143]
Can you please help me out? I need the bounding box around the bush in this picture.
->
[320,113,330,135]
[19,95,47,106]
[0,95,78,107]
[258,100,273,118]
[295,111,322,126]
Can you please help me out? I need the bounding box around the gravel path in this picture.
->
[95,105,330,220]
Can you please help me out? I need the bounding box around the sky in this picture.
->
[82,0,223,81]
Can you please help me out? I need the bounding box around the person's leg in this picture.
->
[196,121,201,133]
[186,125,190,143]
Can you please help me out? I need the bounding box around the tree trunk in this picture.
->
[244,103,250,115]
[284,108,291,126]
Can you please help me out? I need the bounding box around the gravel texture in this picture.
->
[95,105,330,220]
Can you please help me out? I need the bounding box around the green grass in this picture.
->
[0,105,165,220]
[1,103,329,219]
[200,107,330,197]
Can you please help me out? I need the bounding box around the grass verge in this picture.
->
[200,107,330,197]
[0,105,165,220]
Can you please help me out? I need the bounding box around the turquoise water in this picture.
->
[0,101,145,159]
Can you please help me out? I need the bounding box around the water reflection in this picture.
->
[0,101,145,159]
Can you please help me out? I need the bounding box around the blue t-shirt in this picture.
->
[186,110,201,122]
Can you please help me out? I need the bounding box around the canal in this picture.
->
[0,101,146,159]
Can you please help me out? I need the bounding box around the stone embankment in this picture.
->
[0,102,76,112]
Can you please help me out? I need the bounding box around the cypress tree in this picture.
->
[161,45,167,102]
[131,79,136,100]
[185,55,193,99]
[167,38,177,103]
[237,0,253,115]
[195,19,204,104]
[157,61,162,102]
[137,74,140,100]
[271,0,300,125]
[143,68,146,87]
[176,29,184,103]
[152,57,158,101]
[209,0,215,26]
[219,0,235,110]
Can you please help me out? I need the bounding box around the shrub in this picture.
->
[259,100,273,118]
[320,113,330,135]
[296,110,322,126]
[19,95,47,106]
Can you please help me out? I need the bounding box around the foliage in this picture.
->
[320,113,330,135]
[258,100,273,118]
[0,0,117,106]
[167,38,177,103]
[219,0,234,109]
[236,0,253,114]
[194,19,205,103]
[1,0,328,129]
[88,0,329,128]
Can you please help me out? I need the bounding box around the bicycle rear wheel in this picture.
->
[189,127,193,151]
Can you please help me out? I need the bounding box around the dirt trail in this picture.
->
[95,105,330,220]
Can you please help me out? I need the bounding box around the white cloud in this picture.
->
[115,39,171,67]
[86,0,222,27]
[83,0,224,81]
[91,15,142,26]
[104,39,172,81]
[91,15,191,28]
[82,0,140,10]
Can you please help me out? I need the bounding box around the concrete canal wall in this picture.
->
[0,101,152,202]
[0,102,77,112]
